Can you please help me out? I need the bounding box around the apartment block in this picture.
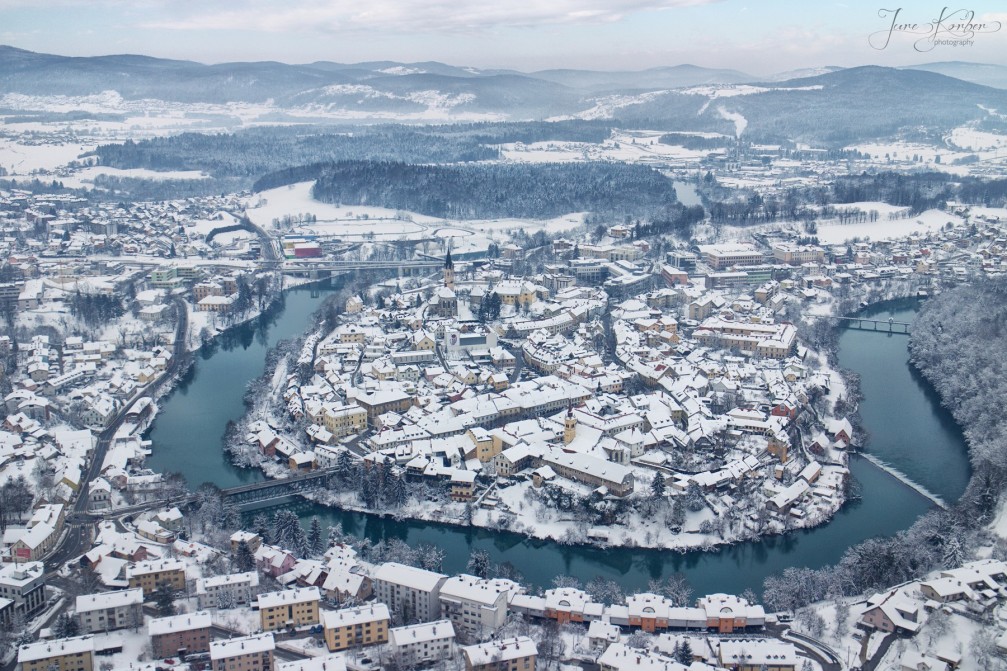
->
[18,636,94,671]
[210,633,274,671]
[321,603,390,652]
[125,559,186,596]
[149,611,212,659]
[257,586,321,632]
[75,587,143,633]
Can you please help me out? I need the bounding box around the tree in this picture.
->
[153,583,178,616]
[235,540,255,572]
[650,473,666,499]
[466,549,493,579]
[52,613,80,638]
[676,639,693,664]
[685,482,705,512]
[308,517,325,557]
[252,514,271,544]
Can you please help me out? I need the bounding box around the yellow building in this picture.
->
[18,635,94,671]
[125,559,186,596]
[210,633,274,671]
[322,603,390,652]
[319,403,367,438]
[257,587,321,632]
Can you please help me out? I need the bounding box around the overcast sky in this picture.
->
[2,0,1005,74]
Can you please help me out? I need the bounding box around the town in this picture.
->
[1,39,1007,671]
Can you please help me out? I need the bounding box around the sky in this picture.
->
[1,0,1005,74]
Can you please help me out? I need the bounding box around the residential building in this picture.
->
[257,586,321,632]
[18,636,94,671]
[275,655,347,671]
[461,636,538,671]
[0,561,46,617]
[439,574,515,641]
[210,633,275,671]
[717,639,798,671]
[149,611,213,659]
[196,571,259,610]
[125,558,186,595]
[372,562,447,623]
[388,620,456,667]
[322,603,390,652]
[75,587,143,633]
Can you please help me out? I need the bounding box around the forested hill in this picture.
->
[256,161,683,220]
[911,280,1007,480]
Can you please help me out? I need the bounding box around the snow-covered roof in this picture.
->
[210,633,275,660]
[461,636,537,666]
[148,611,212,636]
[257,586,320,608]
[373,562,446,592]
[75,587,143,613]
[19,635,95,663]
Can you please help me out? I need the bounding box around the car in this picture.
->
[163,659,175,665]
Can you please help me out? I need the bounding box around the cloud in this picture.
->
[133,0,720,34]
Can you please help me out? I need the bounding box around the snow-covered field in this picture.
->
[816,209,962,244]
[59,166,209,188]
[0,137,96,175]
[247,181,588,240]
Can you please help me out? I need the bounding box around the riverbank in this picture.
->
[142,284,967,595]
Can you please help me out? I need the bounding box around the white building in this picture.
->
[388,620,456,667]
[196,571,260,610]
[439,574,517,642]
[75,587,143,633]
[372,562,447,623]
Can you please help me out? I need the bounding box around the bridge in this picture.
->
[219,467,339,506]
[807,314,911,334]
[835,316,911,334]
[260,259,445,276]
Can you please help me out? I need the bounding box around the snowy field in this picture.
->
[246,182,588,240]
[59,166,209,188]
[0,137,96,175]
[816,209,962,244]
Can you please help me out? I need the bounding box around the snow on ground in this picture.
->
[0,138,96,175]
[948,125,1007,152]
[816,209,962,245]
[247,181,587,240]
[59,166,209,189]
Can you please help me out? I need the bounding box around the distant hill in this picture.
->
[2,47,1006,145]
[904,61,1007,90]
[612,66,1007,145]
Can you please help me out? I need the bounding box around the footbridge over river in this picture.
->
[219,467,338,506]
[805,314,912,334]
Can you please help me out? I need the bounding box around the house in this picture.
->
[587,620,621,653]
[899,651,947,671]
[257,586,321,632]
[210,633,274,671]
[862,588,925,635]
[149,611,213,659]
[230,531,262,554]
[373,562,447,623]
[75,587,143,633]
[322,603,390,652]
[450,471,477,502]
[697,593,766,633]
[388,620,456,667]
[461,636,538,671]
[18,635,95,671]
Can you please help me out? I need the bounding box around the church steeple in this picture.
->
[443,249,455,290]
[563,405,577,445]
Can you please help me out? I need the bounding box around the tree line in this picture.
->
[272,160,684,220]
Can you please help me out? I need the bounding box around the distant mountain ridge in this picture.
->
[2,46,1006,145]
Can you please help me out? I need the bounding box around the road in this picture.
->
[46,295,189,572]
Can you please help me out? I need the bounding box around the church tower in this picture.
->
[563,406,577,445]
[443,248,455,290]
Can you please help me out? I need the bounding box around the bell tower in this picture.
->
[563,406,577,445]
[443,248,455,290]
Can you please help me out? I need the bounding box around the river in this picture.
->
[146,291,969,595]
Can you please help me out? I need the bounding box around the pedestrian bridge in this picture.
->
[220,467,339,506]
